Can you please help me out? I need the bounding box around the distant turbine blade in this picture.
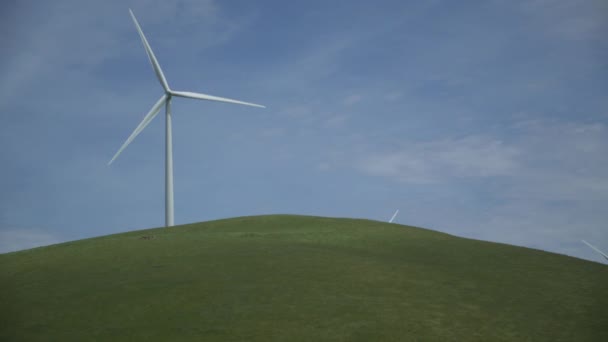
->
[129,9,171,92]
[170,90,265,108]
[108,94,167,165]
[388,209,399,223]
[582,240,608,261]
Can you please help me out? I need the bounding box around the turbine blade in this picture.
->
[108,95,167,165]
[389,209,399,223]
[171,90,265,108]
[582,240,608,261]
[129,9,171,92]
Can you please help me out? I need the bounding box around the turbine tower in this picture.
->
[109,9,265,227]
[581,240,608,262]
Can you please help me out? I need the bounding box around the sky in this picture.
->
[1,0,607,263]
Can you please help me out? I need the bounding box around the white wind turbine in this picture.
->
[109,9,265,227]
[388,209,399,223]
[581,240,608,262]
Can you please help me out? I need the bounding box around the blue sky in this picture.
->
[1,0,607,263]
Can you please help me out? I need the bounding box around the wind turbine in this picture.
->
[581,240,608,262]
[109,9,265,227]
[388,209,399,223]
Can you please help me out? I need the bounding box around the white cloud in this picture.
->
[384,91,404,101]
[317,162,331,171]
[358,135,520,184]
[503,120,608,201]
[259,127,286,138]
[282,105,312,119]
[343,94,362,106]
[355,118,608,261]
[0,229,60,254]
[517,0,606,41]
[258,34,359,90]
[323,114,349,128]
[358,120,608,200]
[0,0,240,107]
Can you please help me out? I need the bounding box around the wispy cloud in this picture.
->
[0,0,242,107]
[1,0,606,262]
[354,118,608,258]
[323,114,349,128]
[357,135,520,184]
[357,119,608,197]
[504,120,608,201]
[384,91,404,102]
[518,0,607,41]
[343,94,362,106]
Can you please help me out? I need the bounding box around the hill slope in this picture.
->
[1,215,607,341]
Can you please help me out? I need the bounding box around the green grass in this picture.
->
[1,215,607,341]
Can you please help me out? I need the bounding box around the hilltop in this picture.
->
[1,215,606,341]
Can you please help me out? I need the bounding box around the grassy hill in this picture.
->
[1,215,607,341]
